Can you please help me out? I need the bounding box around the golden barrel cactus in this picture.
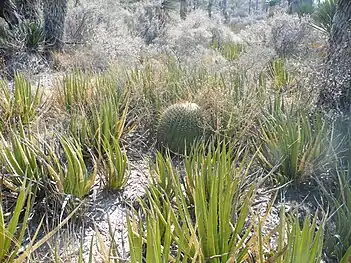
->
[156,102,207,153]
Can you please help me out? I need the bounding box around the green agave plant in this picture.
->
[126,139,332,263]
[0,177,81,263]
[69,93,130,158]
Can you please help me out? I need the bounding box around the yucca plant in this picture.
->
[257,102,329,185]
[44,135,97,199]
[0,125,43,187]
[133,140,260,262]
[182,141,258,262]
[265,58,293,91]
[312,0,337,35]
[93,94,129,155]
[252,207,325,263]
[101,136,129,191]
[57,71,94,113]
[0,177,83,263]
[280,210,325,263]
[248,202,325,262]
[149,150,177,201]
[69,91,131,158]
[127,207,177,263]
[127,213,143,263]
[18,20,45,51]
[0,73,43,128]
[141,150,180,245]
[0,178,33,262]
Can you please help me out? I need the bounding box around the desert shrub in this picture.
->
[237,11,326,106]
[65,4,95,44]
[154,9,242,67]
[62,0,147,69]
[270,12,312,57]
[124,0,172,45]
[237,19,277,76]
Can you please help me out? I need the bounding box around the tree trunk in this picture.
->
[221,0,228,22]
[0,0,20,28]
[287,0,299,13]
[191,0,198,10]
[208,0,213,18]
[180,0,187,20]
[43,0,68,51]
[317,0,351,115]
